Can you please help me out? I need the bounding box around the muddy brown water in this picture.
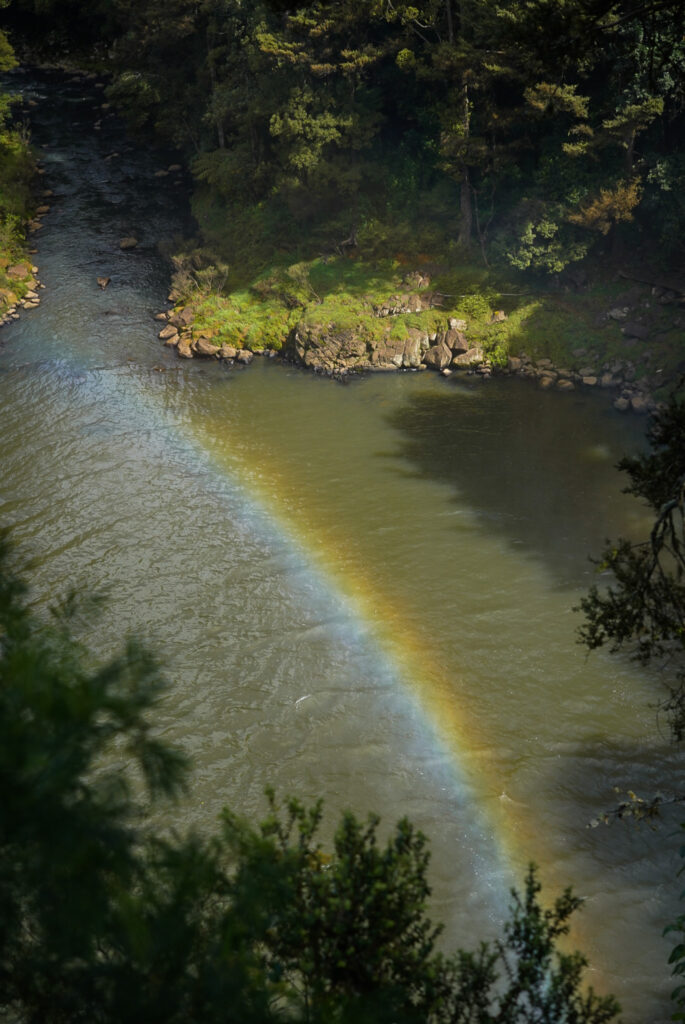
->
[1,66,680,1021]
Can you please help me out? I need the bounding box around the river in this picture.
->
[1,67,680,1021]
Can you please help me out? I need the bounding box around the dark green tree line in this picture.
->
[4,0,685,270]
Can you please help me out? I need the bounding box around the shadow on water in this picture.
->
[385,376,648,588]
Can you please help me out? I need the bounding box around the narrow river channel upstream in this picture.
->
[1,67,681,1021]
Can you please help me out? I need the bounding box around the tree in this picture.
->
[578,394,685,738]
[0,530,619,1022]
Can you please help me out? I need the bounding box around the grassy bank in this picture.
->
[165,236,684,398]
[0,57,38,315]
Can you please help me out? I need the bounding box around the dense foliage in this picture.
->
[0,532,620,1022]
[578,394,685,737]
[0,3,33,260]
[4,0,685,272]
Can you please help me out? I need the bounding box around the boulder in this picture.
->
[236,349,254,364]
[36,204,50,215]
[607,307,627,320]
[621,321,649,340]
[556,379,575,391]
[599,373,617,388]
[169,306,194,329]
[289,323,369,371]
[453,346,484,368]
[581,376,598,386]
[444,328,469,353]
[538,375,555,389]
[176,338,193,358]
[119,237,138,250]
[536,357,553,368]
[159,324,179,341]
[218,345,238,360]
[7,263,30,279]
[422,341,452,371]
[374,292,438,317]
[577,365,596,377]
[507,356,522,372]
[192,337,219,357]
[96,276,111,290]
[490,310,507,323]
[448,318,468,331]
[631,394,650,414]
[154,312,169,321]
[402,328,426,367]
[613,396,630,412]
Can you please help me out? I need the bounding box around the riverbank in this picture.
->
[0,67,42,324]
[157,253,684,412]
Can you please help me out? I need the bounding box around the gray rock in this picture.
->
[444,328,469,353]
[218,345,238,360]
[621,321,649,340]
[538,375,555,389]
[169,306,194,329]
[453,346,484,368]
[581,376,598,386]
[177,338,193,358]
[631,394,650,414]
[159,325,179,341]
[613,396,630,412]
[507,356,522,372]
[599,373,617,388]
[423,341,452,371]
[236,349,254,364]
[193,337,219,357]
[557,379,575,391]
[448,318,468,331]
[402,328,425,367]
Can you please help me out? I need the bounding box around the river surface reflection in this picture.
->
[0,67,678,1022]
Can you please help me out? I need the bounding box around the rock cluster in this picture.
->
[157,273,667,414]
[155,306,275,366]
[0,181,53,328]
[503,351,656,413]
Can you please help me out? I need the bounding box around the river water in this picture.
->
[2,68,681,1020]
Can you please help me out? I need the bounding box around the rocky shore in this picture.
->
[156,268,677,413]
[0,197,50,327]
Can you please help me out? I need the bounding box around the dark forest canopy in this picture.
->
[3,0,685,271]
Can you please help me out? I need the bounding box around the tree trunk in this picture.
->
[457,168,472,249]
[445,0,454,44]
[456,78,472,249]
